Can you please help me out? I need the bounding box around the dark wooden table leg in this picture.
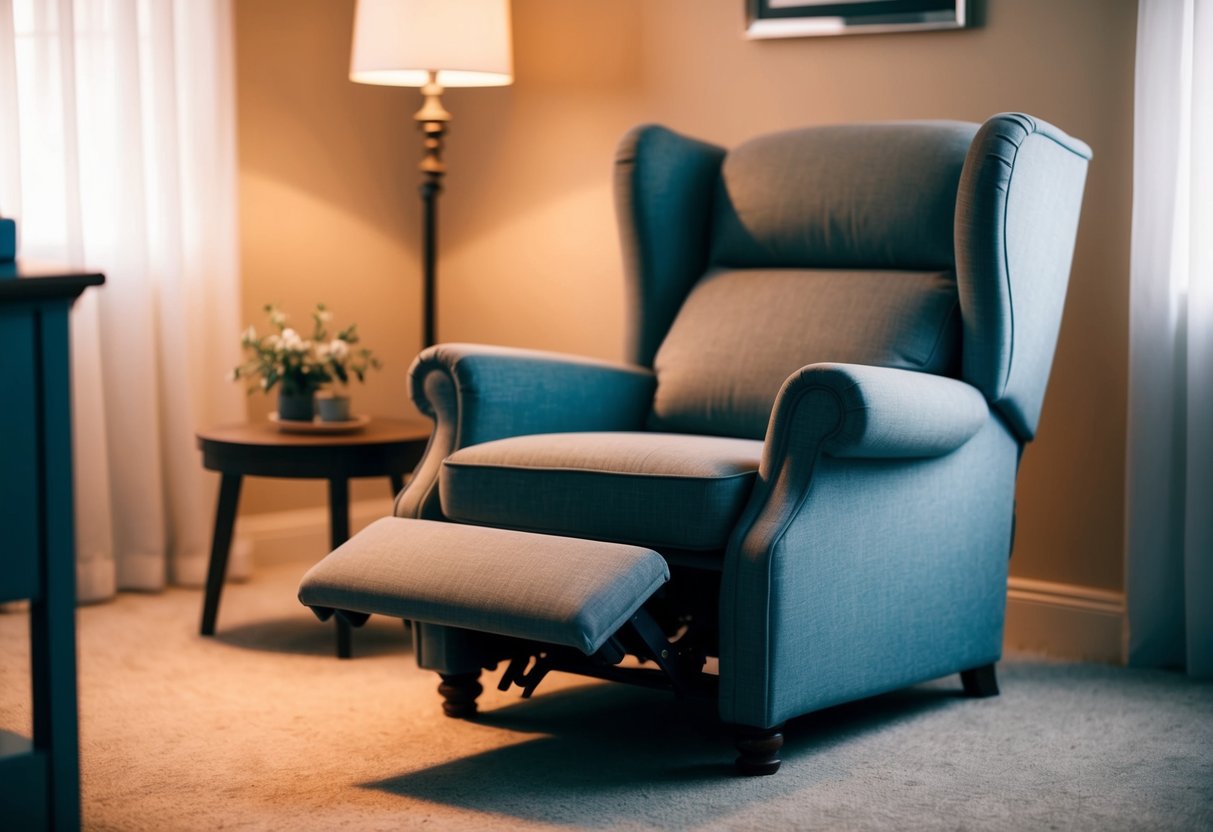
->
[201,473,243,636]
[328,477,353,659]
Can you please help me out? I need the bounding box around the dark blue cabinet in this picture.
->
[0,261,103,831]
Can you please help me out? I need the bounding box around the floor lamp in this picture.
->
[349,0,514,349]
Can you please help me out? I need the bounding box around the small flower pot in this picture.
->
[317,394,352,423]
[278,391,316,422]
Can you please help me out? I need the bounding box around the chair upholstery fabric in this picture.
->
[299,518,669,655]
[720,365,1010,726]
[650,268,962,438]
[440,432,764,551]
[955,114,1093,440]
[616,125,726,367]
[397,343,657,520]
[709,122,976,271]
[382,113,1090,732]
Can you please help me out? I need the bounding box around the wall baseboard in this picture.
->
[239,505,1127,664]
[1005,576,1125,664]
[237,498,396,566]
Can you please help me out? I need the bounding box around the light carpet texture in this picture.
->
[2,560,1211,831]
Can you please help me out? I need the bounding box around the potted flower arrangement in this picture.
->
[233,303,380,422]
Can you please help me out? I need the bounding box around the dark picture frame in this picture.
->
[746,0,969,39]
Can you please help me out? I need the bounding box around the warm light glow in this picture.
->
[350,0,513,88]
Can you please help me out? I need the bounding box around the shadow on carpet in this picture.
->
[363,678,972,828]
[212,613,412,658]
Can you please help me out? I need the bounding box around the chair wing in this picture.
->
[956,114,1093,440]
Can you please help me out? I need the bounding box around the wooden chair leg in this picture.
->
[735,724,784,776]
[960,663,999,698]
[438,672,483,718]
[336,618,353,660]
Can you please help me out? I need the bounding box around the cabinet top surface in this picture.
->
[0,259,105,301]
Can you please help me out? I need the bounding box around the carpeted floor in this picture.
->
[2,560,1211,831]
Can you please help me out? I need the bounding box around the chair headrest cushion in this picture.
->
[710,122,978,271]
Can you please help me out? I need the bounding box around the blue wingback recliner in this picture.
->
[310,113,1090,774]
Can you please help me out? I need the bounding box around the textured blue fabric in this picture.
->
[409,343,656,445]
[955,113,1092,440]
[710,122,977,270]
[440,432,763,551]
[650,268,962,438]
[718,362,1003,726]
[616,125,726,367]
[769,363,988,460]
[396,344,657,519]
[720,414,1019,727]
[374,116,1088,732]
[299,518,669,655]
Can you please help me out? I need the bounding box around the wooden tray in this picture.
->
[269,413,371,435]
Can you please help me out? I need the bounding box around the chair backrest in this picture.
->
[614,114,1091,442]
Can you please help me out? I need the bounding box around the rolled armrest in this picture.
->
[410,343,656,445]
[768,363,988,462]
[723,363,988,560]
[398,343,656,519]
[722,363,1006,728]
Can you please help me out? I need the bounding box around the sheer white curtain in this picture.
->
[0,0,246,602]
[1126,0,1212,678]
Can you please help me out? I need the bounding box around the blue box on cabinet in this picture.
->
[0,218,15,262]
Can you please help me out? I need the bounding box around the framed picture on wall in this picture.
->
[746,0,969,39]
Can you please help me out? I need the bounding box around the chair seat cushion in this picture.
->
[439,432,764,551]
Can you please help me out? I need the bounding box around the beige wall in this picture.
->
[235,0,1136,592]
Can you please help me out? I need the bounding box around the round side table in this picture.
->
[196,417,431,658]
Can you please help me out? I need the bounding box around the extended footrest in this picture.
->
[298,518,670,656]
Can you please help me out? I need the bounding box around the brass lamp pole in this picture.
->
[415,71,450,348]
[349,0,513,351]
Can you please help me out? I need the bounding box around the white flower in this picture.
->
[280,328,306,352]
[233,303,380,395]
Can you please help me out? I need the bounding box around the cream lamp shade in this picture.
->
[350,0,513,88]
